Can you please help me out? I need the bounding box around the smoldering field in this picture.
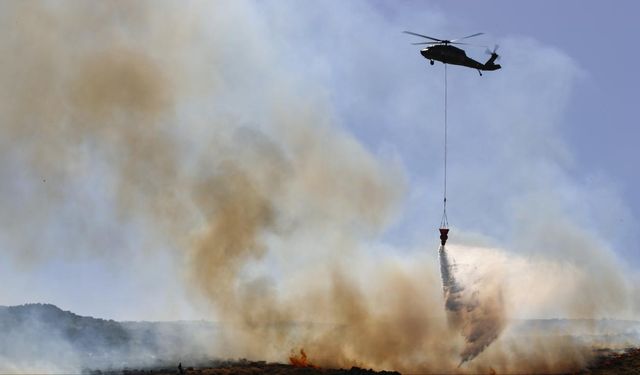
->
[0,1,638,374]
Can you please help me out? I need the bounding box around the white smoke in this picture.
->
[0,1,638,374]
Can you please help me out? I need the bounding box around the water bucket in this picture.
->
[439,228,449,246]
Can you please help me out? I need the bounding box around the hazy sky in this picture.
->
[435,1,640,231]
[276,1,640,257]
[337,0,640,263]
[0,1,637,321]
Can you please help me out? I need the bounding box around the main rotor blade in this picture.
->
[451,42,488,47]
[412,41,487,47]
[451,32,484,42]
[403,31,442,42]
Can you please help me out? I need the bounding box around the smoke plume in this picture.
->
[0,1,638,374]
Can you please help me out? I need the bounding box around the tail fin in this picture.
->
[483,53,501,70]
[485,52,498,65]
[484,45,501,70]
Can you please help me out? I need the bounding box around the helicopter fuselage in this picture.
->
[420,44,500,72]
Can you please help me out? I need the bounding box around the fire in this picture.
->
[289,348,319,368]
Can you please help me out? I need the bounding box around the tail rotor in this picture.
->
[485,44,501,61]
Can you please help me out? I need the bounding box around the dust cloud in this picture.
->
[0,1,637,374]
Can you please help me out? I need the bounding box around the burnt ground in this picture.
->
[580,347,640,375]
[85,348,640,375]
[88,360,400,375]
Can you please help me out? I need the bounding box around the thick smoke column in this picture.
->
[0,1,638,374]
[439,245,506,364]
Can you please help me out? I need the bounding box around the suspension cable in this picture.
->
[440,63,449,229]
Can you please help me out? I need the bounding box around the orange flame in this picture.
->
[289,348,319,368]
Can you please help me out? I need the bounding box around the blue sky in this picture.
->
[436,1,640,226]
[0,1,637,321]
[293,0,640,265]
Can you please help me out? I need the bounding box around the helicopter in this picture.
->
[404,31,501,76]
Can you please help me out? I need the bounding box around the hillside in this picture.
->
[0,304,638,374]
[0,304,216,371]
